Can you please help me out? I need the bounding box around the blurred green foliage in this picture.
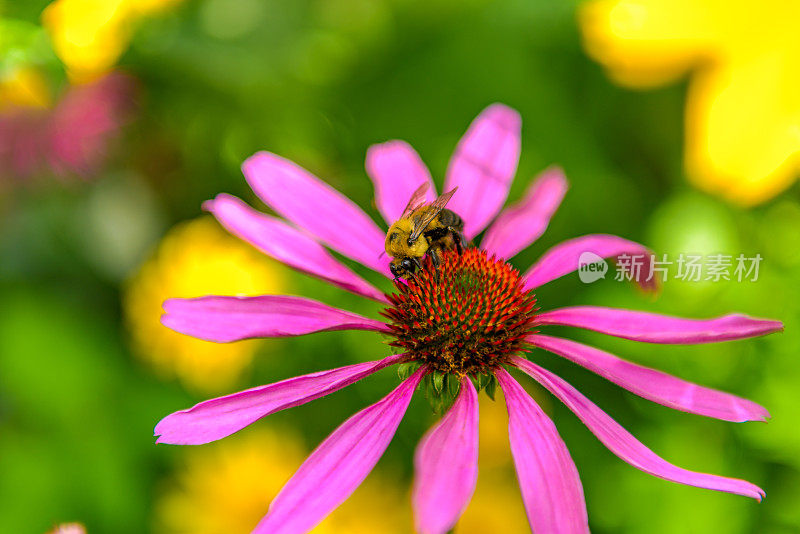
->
[1,0,798,533]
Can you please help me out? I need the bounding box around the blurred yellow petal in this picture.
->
[580,0,719,87]
[124,217,288,392]
[132,0,183,14]
[686,48,800,205]
[0,67,51,109]
[42,0,132,80]
[580,0,800,204]
[42,0,184,80]
[156,427,411,534]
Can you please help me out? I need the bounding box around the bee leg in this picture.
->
[429,249,441,268]
[412,257,424,272]
[453,231,464,255]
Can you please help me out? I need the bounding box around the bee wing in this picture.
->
[400,182,431,218]
[408,187,457,242]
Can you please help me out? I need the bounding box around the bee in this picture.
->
[385,184,465,279]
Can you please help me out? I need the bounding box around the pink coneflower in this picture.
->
[155,104,782,534]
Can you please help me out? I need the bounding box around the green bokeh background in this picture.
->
[1,0,799,532]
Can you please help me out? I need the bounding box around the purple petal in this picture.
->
[154,354,404,445]
[366,140,437,225]
[444,104,522,239]
[536,306,783,344]
[529,334,769,422]
[254,368,426,534]
[512,356,766,500]
[204,194,386,302]
[481,167,568,260]
[412,376,479,534]
[242,152,390,276]
[496,368,589,534]
[161,295,389,343]
[523,234,657,292]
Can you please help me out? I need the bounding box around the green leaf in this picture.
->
[421,372,462,415]
[474,372,490,391]
[397,361,420,380]
[485,374,498,400]
[432,370,445,394]
[447,373,461,397]
[423,374,437,401]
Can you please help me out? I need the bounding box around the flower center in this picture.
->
[383,248,537,375]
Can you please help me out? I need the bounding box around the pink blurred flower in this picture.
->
[155,105,782,534]
[46,523,86,534]
[0,73,134,182]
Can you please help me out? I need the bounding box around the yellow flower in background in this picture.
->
[124,217,287,392]
[0,66,51,109]
[580,0,800,205]
[155,393,535,534]
[41,0,182,81]
[457,392,530,534]
[156,427,411,534]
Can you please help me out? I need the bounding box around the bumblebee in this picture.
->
[385,184,465,279]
